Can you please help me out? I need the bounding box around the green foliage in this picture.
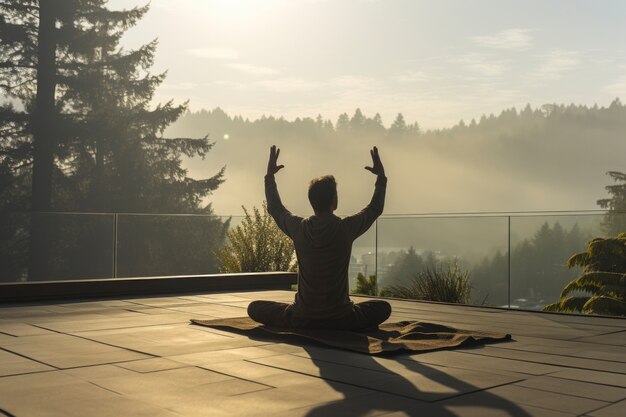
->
[597,171,626,236]
[354,272,377,296]
[544,233,626,316]
[217,202,296,273]
[381,260,472,304]
[0,1,226,280]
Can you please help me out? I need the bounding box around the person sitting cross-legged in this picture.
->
[247,145,391,331]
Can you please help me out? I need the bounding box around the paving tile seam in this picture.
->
[571,328,626,341]
[0,346,60,370]
[84,379,129,396]
[186,325,239,339]
[65,321,196,334]
[461,345,626,366]
[122,308,159,315]
[26,324,160,358]
[510,382,613,405]
[123,300,220,309]
[242,358,420,399]
[574,400,623,416]
[426,378,526,404]
[195,365,275,389]
[284,353,403,376]
[546,373,626,389]
[243,358,501,404]
[457,349,626,376]
[393,356,545,378]
[289,352,532,380]
[86,379,127,396]
[0,331,17,338]
[0,368,56,379]
[228,386,275,397]
[285,391,408,415]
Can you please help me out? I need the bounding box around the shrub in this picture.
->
[216,202,296,272]
[381,259,472,304]
[354,273,377,296]
[544,233,626,316]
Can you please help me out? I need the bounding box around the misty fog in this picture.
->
[167,103,624,219]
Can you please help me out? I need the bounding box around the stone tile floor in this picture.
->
[0,290,624,416]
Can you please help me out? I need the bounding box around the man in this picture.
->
[247,146,391,330]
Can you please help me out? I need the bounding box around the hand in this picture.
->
[267,145,285,176]
[364,146,385,176]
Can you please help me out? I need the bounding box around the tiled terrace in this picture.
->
[0,290,625,417]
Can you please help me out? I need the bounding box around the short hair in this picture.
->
[308,175,337,213]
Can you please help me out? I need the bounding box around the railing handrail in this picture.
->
[2,208,623,217]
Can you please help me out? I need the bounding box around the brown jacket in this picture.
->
[265,174,387,319]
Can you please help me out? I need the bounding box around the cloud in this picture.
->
[187,48,240,60]
[213,80,248,91]
[458,54,507,77]
[471,28,533,50]
[160,81,200,91]
[605,76,626,97]
[254,77,321,93]
[328,75,377,89]
[394,71,430,83]
[529,50,579,81]
[227,63,280,76]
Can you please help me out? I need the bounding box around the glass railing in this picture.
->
[371,211,624,315]
[1,210,623,316]
[0,212,242,282]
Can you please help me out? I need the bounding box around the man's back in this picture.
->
[265,172,387,320]
[248,146,391,330]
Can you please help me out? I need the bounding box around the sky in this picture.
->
[110,0,626,129]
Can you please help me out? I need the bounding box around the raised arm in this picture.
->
[343,146,387,239]
[264,145,300,237]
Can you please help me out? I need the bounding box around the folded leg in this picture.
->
[351,300,392,330]
[247,300,293,328]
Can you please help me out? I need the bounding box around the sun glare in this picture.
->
[206,0,278,21]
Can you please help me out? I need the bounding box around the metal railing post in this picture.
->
[113,213,118,278]
[375,218,379,295]
[507,215,511,309]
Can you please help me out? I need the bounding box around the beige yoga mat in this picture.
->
[190,317,511,355]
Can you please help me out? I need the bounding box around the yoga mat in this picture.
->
[191,317,511,355]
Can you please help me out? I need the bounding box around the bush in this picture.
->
[544,233,626,316]
[381,260,472,304]
[354,273,377,296]
[216,202,296,272]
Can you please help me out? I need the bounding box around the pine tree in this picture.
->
[597,171,626,236]
[336,112,349,132]
[0,1,225,280]
[388,113,407,138]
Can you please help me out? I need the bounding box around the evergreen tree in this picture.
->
[597,171,626,236]
[349,108,366,130]
[388,113,407,138]
[0,1,225,280]
[336,112,349,132]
